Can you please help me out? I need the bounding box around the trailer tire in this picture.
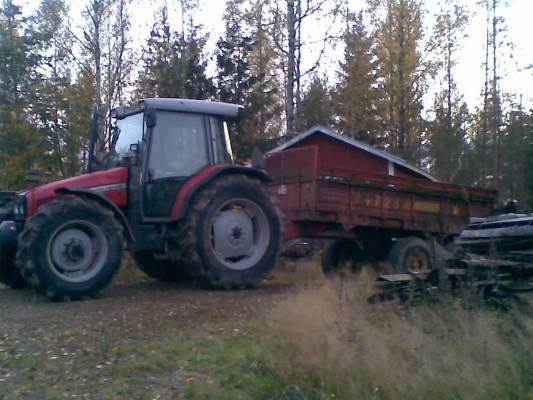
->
[16,198,124,301]
[180,175,281,289]
[321,239,365,278]
[134,252,190,282]
[388,237,433,273]
[0,260,26,289]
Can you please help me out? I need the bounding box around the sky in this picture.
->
[20,0,533,110]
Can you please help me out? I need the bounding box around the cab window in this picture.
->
[147,112,208,179]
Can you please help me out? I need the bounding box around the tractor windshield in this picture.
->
[114,112,144,159]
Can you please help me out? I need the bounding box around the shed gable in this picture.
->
[268,125,435,181]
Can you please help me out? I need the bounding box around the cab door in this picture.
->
[142,111,210,218]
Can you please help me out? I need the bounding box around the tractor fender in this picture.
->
[55,187,135,243]
[171,165,272,220]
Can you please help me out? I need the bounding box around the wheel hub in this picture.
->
[46,220,108,282]
[51,228,94,272]
[209,198,270,271]
[65,240,86,263]
[213,209,254,259]
[406,250,429,273]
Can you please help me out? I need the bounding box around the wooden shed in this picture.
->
[267,125,436,182]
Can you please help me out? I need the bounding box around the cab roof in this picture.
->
[140,98,244,119]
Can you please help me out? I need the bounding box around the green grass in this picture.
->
[1,278,532,399]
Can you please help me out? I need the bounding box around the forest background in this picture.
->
[1,0,532,209]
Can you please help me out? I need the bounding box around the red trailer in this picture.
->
[266,126,497,275]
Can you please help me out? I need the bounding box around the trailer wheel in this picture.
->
[388,237,433,273]
[0,260,26,289]
[181,175,281,289]
[16,198,124,300]
[134,252,190,282]
[321,239,365,278]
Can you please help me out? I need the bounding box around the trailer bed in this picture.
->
[266,145,496,240]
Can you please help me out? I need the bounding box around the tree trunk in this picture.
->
[481,0,490,187]
[92,0,104,159]
[285,0,296,137]
[491,0,501,190]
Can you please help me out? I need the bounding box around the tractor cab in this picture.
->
[107,99,241,218]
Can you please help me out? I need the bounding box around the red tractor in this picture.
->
[0,98,281,300]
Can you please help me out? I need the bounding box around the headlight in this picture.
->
[13,195,27,219]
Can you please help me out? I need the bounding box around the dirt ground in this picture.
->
[0,259,323,337]
[0,277,290,340]
[0,261,324,399]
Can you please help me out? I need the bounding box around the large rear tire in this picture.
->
[134,252,190,282]
[16,198,124,300]
[180,175,281,289]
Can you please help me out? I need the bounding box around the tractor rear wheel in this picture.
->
[0,259,26,289]
[134,252,190,282]
[387,237,433,274]
[181,175,281,289]
[16,198,124,300]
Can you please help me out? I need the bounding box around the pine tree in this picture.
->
[334,11,379,143]
[373,0,434,162]
[216,0,255,105]
[0,0,44,189]
[475,0,508,189]
[62,71,96,177]
[296,75,333,130]
[499,101,533,209]
[245,0,283,142]
[31,0,74,179]
[215,0,257,159]
[427,93,470,183]
[136,4,213,100]
[427,2,469,183]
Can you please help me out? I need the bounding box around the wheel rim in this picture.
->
[46,220,108,283]
[210,198,270,271]
[405,249,430,273]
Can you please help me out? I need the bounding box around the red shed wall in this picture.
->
[288,133,429,180]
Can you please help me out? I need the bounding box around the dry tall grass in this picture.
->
[270,274,533,400]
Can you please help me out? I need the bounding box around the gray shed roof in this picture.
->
[141,98,244,119]
[268,125,436,182]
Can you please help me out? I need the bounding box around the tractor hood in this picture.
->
[25,167,129,217]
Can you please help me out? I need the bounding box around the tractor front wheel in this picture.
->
[181,175,281,289]
[16,198,124,300]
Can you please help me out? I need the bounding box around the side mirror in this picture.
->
[145,109,157,128]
